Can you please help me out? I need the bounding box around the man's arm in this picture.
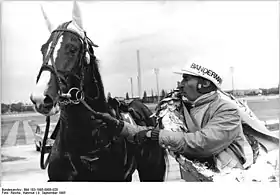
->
[94,112,153,142]
[153,106,241,158]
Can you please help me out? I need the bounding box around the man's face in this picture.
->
[178,74,200,101]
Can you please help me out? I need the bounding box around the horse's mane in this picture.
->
[86,46,108,113]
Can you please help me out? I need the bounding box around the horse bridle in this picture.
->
[37,21,125,173]
[36,21,99,106]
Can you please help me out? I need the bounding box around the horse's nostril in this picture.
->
[44,95,54,107]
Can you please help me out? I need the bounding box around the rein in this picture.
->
[40,116,51,169]
[80,99,98,115]
[38,98,107,171]
[38,21,101,170]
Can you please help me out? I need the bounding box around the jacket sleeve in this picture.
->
[158,105,241,158]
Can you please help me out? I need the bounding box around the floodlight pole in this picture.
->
[154,68,160,102]
[129,77,134,98]
[230,66,235,95]
[136,50,142,99]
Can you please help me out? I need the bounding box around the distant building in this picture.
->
[226,88,263,97]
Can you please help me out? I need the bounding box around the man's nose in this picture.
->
[177,81,184,88]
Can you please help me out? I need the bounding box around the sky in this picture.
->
[1,1,279,104]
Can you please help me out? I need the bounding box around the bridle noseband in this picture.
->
[37,21,99,106]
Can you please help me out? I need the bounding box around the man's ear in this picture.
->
[202,80,211,88]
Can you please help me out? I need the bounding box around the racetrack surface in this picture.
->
[1,113,182,183]
[1,145,182,183]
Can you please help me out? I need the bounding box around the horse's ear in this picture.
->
[40,5,54,33]
[72,1,83,30]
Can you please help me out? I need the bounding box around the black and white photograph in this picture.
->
[1,0,279,191]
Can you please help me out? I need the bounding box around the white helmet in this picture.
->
[174,59,223,89]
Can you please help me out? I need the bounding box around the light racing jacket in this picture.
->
[157,91,254,171]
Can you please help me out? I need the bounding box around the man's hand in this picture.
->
[94,112,119,126]
[134,125,162,145]
[94,112,124,136]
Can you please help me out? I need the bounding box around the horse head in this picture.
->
[30,2,112,157]
[30,3,104,116]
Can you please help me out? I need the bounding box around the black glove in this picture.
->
[94,112,124,136]
[134,130,151,144]
[134,127,161,145]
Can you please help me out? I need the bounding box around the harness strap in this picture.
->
[80,99,98,115]
[36,65,56,83]
[182,103,200,132]
[40,116,51,169]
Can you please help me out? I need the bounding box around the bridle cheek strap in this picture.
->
[37,21,99,106]
[36,65,56,84]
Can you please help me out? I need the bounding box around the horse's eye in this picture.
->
[66,44,78,54]
[70,46,78,54]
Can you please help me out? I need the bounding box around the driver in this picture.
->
[96,60,254,172]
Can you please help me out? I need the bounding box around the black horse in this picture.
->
[30,20,167,181]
